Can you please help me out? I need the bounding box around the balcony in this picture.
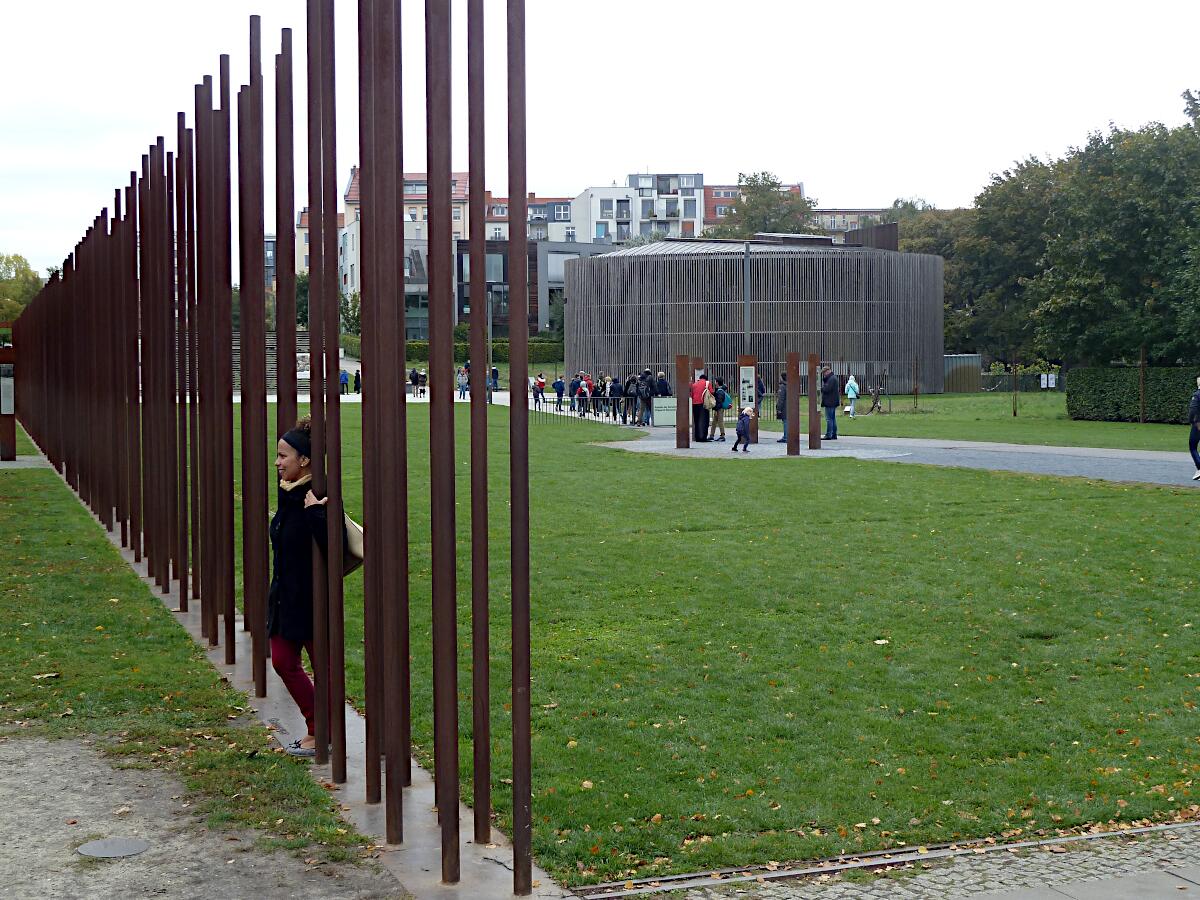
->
[615,210,631,221]
[665,208,680,218]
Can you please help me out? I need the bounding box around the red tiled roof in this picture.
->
[296,207,344,229]
[345,167,473,203]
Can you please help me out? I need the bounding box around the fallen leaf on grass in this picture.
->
[874,639,890,645]
[1047,845,1068,853]
[32,673,59,680]
[115,806,131,816]
[581,780,594,790]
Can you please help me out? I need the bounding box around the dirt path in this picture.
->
[0,735,408,899]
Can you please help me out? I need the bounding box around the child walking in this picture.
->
[731,407,753,452]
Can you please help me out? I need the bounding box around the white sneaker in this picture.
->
[1193,469,1200,481]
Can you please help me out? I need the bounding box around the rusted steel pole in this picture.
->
[242,15,270,698]
[218,56,237,663]
[787,352,802,455]
[357,0,382,808]
[164,146,181,597]
[805,352,818,451]
[318,0,348,785]
[113,188,130,549]
[275,29,297,437]
[138,154,157,585]
[306,0,331,766]
[196,78,217,643]
[175,115,191,611]
[426,0,460,881]
[125,173,143,566]
[507,0,532,892]
[466,0,491,846]
[185,126,201,602]
[675,354,690,448]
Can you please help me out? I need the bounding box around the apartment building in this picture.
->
[482,192,576,242]
[295,207,345,276]
[813,208,890,233]
[571,172,705,243]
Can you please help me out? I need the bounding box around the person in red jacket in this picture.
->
[689,371,711,442]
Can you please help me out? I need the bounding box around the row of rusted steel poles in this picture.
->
[16,3,533,892]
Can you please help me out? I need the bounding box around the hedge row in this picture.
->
[339,334,562,365]
[1066,366,1199,423]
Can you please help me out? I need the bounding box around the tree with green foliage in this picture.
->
[704,172,819,238]
[861,198,936,228]
[898,208,977,353]
[0,253,43,321]
[1028,119,1200,365]
[340,291,361,336]
[295,271,310,328]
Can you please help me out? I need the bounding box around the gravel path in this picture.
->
[0,735,406,900]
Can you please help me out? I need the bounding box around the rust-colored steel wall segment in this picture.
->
[175,116,191,612]
[787,352,801,455]
[426,0,460,882]
[275,29,297,436]
[807,353,820,451]
[467,0,491,849]
[218,57,237,664]
[675,354,690,448]
[507,0,532,893]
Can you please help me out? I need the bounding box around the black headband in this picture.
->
[282,429,311,459]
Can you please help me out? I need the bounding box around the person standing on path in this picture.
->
[690,371,711,443]
[820,365,841,440]
[534,373,546,409]
[708,376,731,442]
[656,371,671,399]
[623,372,639,425]
[608,374,623,422]
[491,365,500,393]
[339,369,349,395]
[353,370,361,394]
[1190,376,1200,480]
[755,374,766,417]
[732,407,752,452]
[457,368,468,399]
[553,375,566,410]
[418,369,428,398]
[569,373,581,412]
[775,372,788,442]
[269,419,337,757]
[845,374,859,417]
[638,369,655,426]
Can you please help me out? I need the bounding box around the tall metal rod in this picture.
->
[306,0,331,766]
[467,0,491,846]
[358,0,383,808]
[804,352,818,452]
[124,174,142,567]
[675,354,690,448]
[242,15,270,697]
[319,0,348,785]
[507,0,532,892]
[175,114,191,612]
[185,126,200,602]
[426,0,460,882]
[218,55,237,663]
[276,29,297,437]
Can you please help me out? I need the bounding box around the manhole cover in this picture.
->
[77,837,150,858]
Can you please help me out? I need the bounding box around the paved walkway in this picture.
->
[596,428,1198,488]
[669,825,1200,899]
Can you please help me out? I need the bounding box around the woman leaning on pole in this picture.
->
[269,418,337,756]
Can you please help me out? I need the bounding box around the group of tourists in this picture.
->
[550,369,670,424]
[772,367,861,442]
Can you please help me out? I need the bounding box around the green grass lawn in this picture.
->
[15,405,1200,886]
[772,391,1188,451]
[0,466,366,861]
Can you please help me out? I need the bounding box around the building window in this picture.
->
[453,207,462,220]
[638,176,652,189]
[639,222,653,236]
[404,257,412,276]
[404,181,426,195]
[641,198,654,218]
[716,206,730,217]
[599,198,613,218]
[304,254,310,266]
[554,204,570,221]
[304,232,309,243]
[684,198,696,218]
[681,175,695,188]
[616,223,631,240]
[595,222,609,239]
[492,227,503,239]
[565,226,576,242]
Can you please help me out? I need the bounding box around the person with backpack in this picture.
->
[418,369,428,399]
[623,373,639,425]
[690,371,711,442]
[409,367,420,396]
[732,407,753,453]
[552,375,566,411]
[1190,376,1200,481]
[820,365,841,440]
[533,373,546,409]
[656,371,671,398]
[708,376,732,441]
[637,369,655,426]
[576,376,590,418]
[845,374,860,417]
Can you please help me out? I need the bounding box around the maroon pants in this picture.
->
[270,635,321,736]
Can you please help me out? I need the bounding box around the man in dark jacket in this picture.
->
[638,369,655,425]
[820,365,841,440]
[656,371,671,398]
[1189,376,1200,480]
[568,374,581,412]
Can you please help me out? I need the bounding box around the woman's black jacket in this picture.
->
[267,483,329,643]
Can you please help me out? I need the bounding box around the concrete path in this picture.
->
[595,428,1199,488]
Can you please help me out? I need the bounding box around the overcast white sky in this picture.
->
[2,0,1198,274]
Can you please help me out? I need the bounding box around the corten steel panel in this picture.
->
[125,175,142,566]
[675,354,689,448]
[467,0,491,846]
[426,0,460,882]
[787,352,801,455]
[306,0,332,767]
[276,29,298,437]
[357,0,383,810]
[318,0,348,785]
[174,117,191,611]
[806,353,820,450]
[185,127,201,602]
[563,247,944,398]
[507,0,532,891]
[164,149,181,597]
[196,78,217,643]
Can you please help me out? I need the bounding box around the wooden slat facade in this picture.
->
[564,243,944,394]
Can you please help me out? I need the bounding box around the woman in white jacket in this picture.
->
[845,375,860,418]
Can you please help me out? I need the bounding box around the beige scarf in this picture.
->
[280,473,312,492]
